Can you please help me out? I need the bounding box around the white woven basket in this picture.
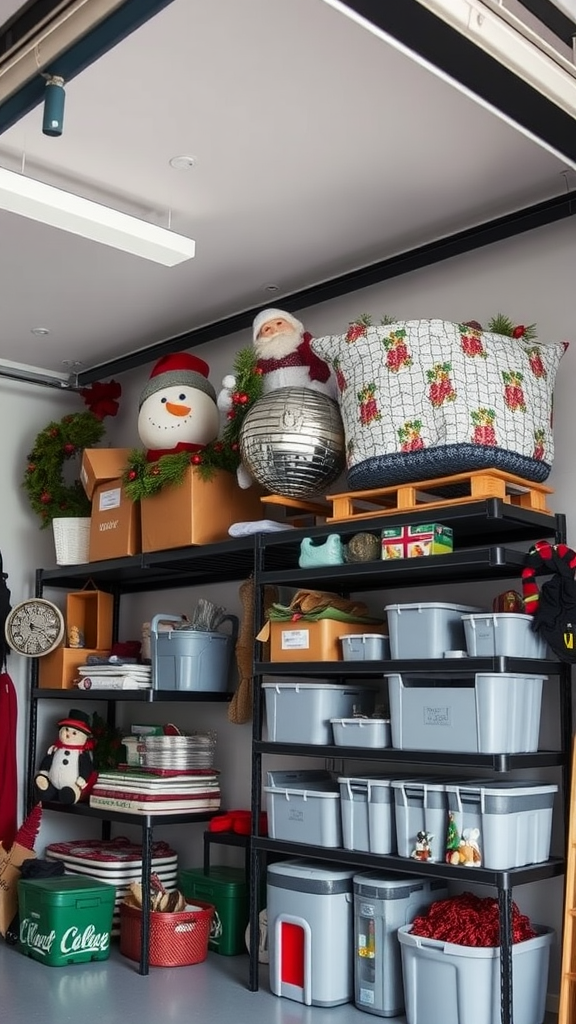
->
[52,516,91,565]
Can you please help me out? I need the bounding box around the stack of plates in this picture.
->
[45,837,178,935]
[143,732,216,770]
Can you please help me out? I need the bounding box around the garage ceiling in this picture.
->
[0,0,574,383]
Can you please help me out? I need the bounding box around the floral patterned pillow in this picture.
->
[310,319,567,490]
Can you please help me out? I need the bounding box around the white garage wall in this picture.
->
[3,213,574,998]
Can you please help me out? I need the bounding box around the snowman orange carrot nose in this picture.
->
[165,401,191,416]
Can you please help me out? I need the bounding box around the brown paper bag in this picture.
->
[0,841,36,936]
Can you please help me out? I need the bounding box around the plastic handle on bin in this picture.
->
[76,898,99,909]
[149,614,185,645]
[217,614,239,644]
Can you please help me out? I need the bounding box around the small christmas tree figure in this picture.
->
[445,811,461,864]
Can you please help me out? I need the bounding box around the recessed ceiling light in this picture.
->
[264,283,280,293]
[31,327,50,335]
[62,359,84,368]
[169,155,197,170]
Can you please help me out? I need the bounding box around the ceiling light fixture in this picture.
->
[31,327,50,336]
[0,166,196,266]
[169,155,196,170]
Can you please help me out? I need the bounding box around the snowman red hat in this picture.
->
[139,353,217,409]
[57,709,93,736]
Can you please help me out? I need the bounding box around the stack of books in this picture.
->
[75,664,153,690]
[89,767,221,815]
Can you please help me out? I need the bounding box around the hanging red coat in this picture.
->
[0,672,17,848]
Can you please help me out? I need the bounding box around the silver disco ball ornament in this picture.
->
[239,387,345,498]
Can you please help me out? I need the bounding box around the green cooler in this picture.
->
[178,866,248,956]
[17,876,115,967]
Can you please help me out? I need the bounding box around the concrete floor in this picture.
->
[0,938,559,1024]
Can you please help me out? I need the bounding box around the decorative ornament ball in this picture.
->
[239,386,345,498]
[222,374,236,389]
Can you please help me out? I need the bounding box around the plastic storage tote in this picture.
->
[17,876,115,966]
[267,859,355,1006]
[444,780,557,870]
[178,865,248,955]
[150,613,238,692]
[263,681,375,744]
[385,603,482,659]
[353,874,448,1017]
[387,672,546,753]
[331,718,391,749]
[461,612,549,659]
[265,770,342,847]
[398,924,553,1024]
[391,779,450,863]
[340,634,391,660]
[338,776,395,854]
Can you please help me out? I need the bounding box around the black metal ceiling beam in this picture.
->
[336,0,576,165]
[79,189,576,383]
[515,0,576,47]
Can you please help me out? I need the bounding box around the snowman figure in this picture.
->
[34,709,96,804]
[138,352,220,462]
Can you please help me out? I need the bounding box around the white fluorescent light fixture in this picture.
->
[0,166,196,266]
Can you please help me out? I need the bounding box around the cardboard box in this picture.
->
[140,467,265,551]
[65,591,114,649]
[38,647,111,689]
[268,619,387,662]
[81,448,132,500]
[0,841,36,936]
[381,522,453,560]
[89,479,141,561]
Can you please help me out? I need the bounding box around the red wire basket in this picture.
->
[120,899,215,967]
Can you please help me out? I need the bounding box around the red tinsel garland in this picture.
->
[410,892,536,947]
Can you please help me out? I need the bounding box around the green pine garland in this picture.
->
[486,314,538,341]
[23,411,106,529]
[124,347,264,501]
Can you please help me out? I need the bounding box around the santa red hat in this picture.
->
[252,308,303,343]
[139,352,217,409]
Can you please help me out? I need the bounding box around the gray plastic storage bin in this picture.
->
[268,859,355,1006]
[391,779,450,863]
[340,634,391,660]
[263,682,375,744]
[398,924,553,1024]
[338,777,395,854]
[444,780,557,869]
[385,603,481,659]
[150,613,238,691]
[387,672,546,753]
[353,874,448,1018]
[331,718,391,749]
[462,612,549,659]
[265,770,342,847]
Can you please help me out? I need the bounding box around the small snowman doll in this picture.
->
[34,709,96,804]
[138,352,220,461]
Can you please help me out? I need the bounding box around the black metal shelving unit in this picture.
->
[28,535,258,975]
[248,500,571,1024]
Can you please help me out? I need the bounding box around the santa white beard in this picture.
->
[253,327,302,359]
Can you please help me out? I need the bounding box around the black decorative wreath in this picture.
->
[22,411,106,528]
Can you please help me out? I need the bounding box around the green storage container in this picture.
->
[178,866,248,956]
[17,876,115,967]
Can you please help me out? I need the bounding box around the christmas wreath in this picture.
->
[124,347,263,501]
[22,381,121,529]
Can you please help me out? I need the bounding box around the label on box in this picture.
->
[98,487,121,512]
[382,523,453,560]
[423,705,451,727]
[280,629,310,650]
[80,466,88,485]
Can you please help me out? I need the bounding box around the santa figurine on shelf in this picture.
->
[138,352,220,462]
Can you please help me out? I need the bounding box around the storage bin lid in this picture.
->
[262,681,367,691]
[268,858,355,894]
[337,775,393,787]
[353,873,442,898]
[384,603,483,613]
[179,865,246,894]
[461,613,533,624]
[445,779,558,813]
[18,876,116,903]
[330,717,390,726]
[340,633,387,640]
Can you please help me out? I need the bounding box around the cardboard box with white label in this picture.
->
[89,478,141,561]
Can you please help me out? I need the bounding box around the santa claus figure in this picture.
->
[34,710,96,805]
[138,352,220,462]
[251,309,336,397]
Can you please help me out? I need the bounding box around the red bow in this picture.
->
[80,380,122,420]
